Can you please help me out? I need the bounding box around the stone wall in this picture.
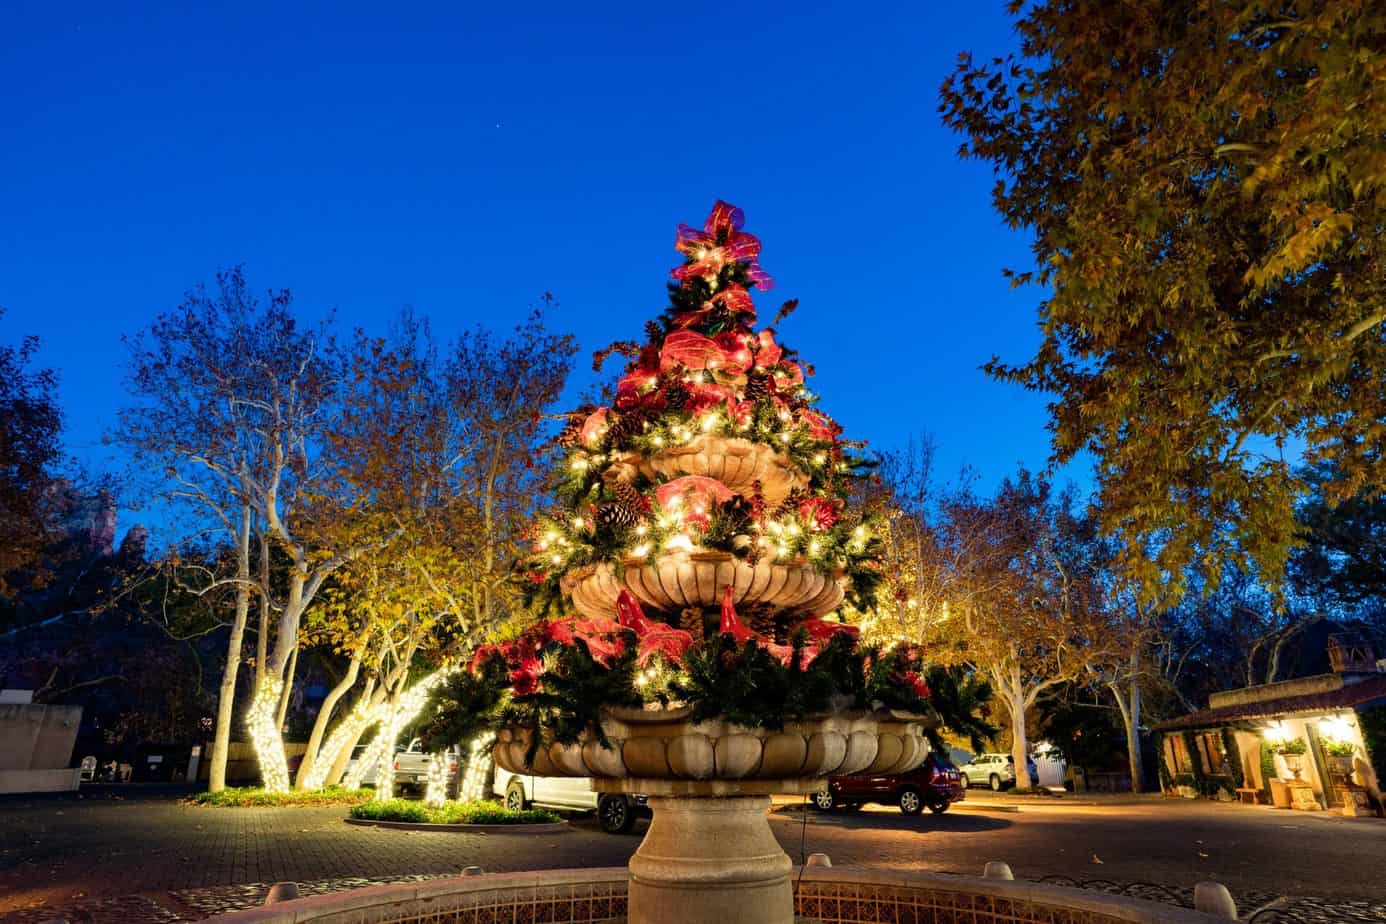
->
[0,702,82,793]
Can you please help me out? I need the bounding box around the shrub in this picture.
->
[1321,738,1356,758]
[188,785,375,808]
[1272,739,1307,756]
[349,798,559,825]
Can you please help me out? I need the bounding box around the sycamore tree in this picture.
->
[941,0,1385,596]
[936,471,1107,789]
[118,269,395,792]
[300,307,576,790]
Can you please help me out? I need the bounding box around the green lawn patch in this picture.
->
[349,798,560,825]
[188,785,375,807]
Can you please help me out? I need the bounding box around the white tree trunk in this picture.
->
[294,651,362,790]
[208,503,253,792]
[1009,682,1031,792]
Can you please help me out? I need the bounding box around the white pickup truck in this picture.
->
[391,739,460,792]
[493,766,649,834]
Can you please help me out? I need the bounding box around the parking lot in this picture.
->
[2,785,1384,922]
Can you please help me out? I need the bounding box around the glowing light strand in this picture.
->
[246,677,291,793]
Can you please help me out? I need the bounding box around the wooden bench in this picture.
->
[1236,787,1262,805]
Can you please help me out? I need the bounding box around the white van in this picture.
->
[493,766,648,834]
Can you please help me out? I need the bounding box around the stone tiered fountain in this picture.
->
[491,200,938,924]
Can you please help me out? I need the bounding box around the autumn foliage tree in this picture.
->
[941,0,1385,596]
[0,308,63,600]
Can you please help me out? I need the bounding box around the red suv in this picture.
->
[812,752,966,815]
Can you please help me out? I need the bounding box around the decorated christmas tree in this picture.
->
[424,200,933,746]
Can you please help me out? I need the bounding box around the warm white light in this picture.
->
[631,543,651,558]
[424,750,450,808]
[459,733,496,802]
[246,677,290,793]
[1319,714,1356,743]
[666,533,694,552]
[635,524,649,537]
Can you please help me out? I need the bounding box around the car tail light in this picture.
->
[392,759,399,771]
[450,760,458,774]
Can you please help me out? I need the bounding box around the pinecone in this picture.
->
[610,481,644,508]
[556,420,582,448]
[644,320,664,343]
[606,409,648,445]
[664,382,689,411]
[680,608,711,638]
[595,502,639,531]
[743,371,771,403]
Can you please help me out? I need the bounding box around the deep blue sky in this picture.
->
[2,1,1070,527]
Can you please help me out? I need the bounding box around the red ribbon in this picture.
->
[672,201,774,292]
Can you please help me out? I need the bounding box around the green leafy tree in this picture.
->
[941,0,1385,596]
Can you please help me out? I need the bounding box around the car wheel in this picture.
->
[811,790,836,812]
[898,787,924,816]
[598,794,636,834]
[928,800,949,814]
[505,780,527,811]
[989,773,1003,791]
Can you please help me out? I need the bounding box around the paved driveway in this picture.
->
[1,786,1383,922]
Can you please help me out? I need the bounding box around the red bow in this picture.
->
[792,617,859,644]
[570,616,628,667]
[719,586,819,668]
[657,476,735,529]
[510,658,543,696]
[800,409,840,443]
[672,201,774,292]
[616,591,694,667]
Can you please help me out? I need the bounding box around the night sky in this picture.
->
[2,2,1075,528]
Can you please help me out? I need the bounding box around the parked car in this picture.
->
[812,752,966,815]
[494,766,650,834]
[960,752,1039,791]
[392,739,460,793]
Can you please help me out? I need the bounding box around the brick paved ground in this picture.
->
[2,786,1383,922]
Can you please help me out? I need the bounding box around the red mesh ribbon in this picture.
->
[672,200,774,291]
[616,590,693,666]
[656,475,735,528]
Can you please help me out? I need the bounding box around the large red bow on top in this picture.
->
[616,591,694,667]
[672,201,774,292]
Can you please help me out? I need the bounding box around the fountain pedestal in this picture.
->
[495,707,935,924]
[626,793,791,924]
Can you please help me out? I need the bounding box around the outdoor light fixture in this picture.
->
[1318,714,1356,743]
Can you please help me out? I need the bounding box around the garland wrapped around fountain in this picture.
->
[420,200,936,924]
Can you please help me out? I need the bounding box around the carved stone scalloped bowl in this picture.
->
[492,706,935,796]
[561,549,846,621]
[604,435,808,506]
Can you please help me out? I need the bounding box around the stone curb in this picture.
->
[343,816,568,834]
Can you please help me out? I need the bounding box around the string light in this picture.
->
[424,750,451,807]
[301,701,375,790]
[459,733,496,802]
[246,678,291,793]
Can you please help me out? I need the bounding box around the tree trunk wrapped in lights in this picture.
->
[422,201,939,924]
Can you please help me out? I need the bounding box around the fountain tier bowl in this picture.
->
[562,550,846,622]
[492,705,933,794]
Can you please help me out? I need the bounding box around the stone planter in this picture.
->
[493,707,935,924]
[561,548,846,621]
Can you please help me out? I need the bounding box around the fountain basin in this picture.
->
[202,867,1229,923]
